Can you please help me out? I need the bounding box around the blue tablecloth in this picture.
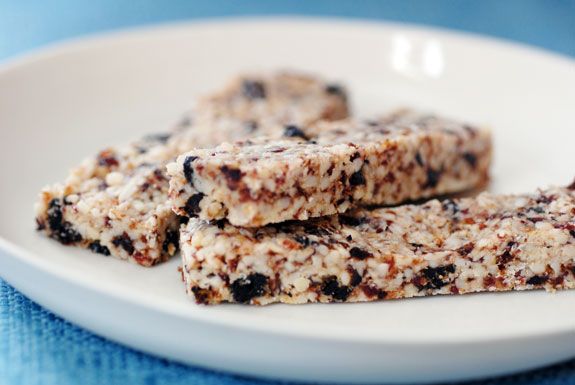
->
[1,1,574,384]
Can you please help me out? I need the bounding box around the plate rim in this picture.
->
[0,17,574,347]
[1,16,573,73]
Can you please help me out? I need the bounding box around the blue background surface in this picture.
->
[1,1,574,384]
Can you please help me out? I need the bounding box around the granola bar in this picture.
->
[180,183,575,305]
[168,110,492,227]
[34,72,349,266]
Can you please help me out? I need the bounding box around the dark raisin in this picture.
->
[162,229,179,253]
[47,199,63,232]
[348,267,362,287]
[361,285,387,299]
[283,125,308,140]
[442,199,460,214]
[183,156,198,184]
[230,273,268,303]
[339,215,363,227]
[241,80,266,99]
[339,171,347,186]
[221,166,242,185]
[445,264,456,272]
[349,247,372,260]
[462,152,477,168]
[321,276,339,295]
[536,194,554,204]
[410,243,424,251]
[350,151,360,162]
[112,233,135,255]
[349,170,366,186]
[294,235,310,247]
[496,242,516,270]
[415,152,424,167]
[483,275,496,287]
[568,179,575,190]
[527,275,548,285]
[191,287,211,304]
[183,193,205,217]
[325,84,346,98]
[326,164,335,176]
[88,241,110,256]
[321,276,351,301]
[423,168,441,189]
[497,250,513,269]
[417,264,456,290]
[153,168,166,181]
[55,223,83,245]
[62,196,75,205]
[45,199,82,245]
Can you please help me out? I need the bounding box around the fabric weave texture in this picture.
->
[1,281,575,385]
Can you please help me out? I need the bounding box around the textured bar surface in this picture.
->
[180,184,575,305]
[169,110,492,227]
[34,72,349,266]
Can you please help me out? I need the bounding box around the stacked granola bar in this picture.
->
[180,184,575,304]
[35,72,349,266]
[167,110,491,226]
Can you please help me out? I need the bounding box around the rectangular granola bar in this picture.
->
[168,110,492,227]
[35,72,349,266]
[180,182,575,305]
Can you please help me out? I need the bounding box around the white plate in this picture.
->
[0,19,574,384]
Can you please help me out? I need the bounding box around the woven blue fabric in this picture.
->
[1,1,574,384]
[1,281,574,385]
